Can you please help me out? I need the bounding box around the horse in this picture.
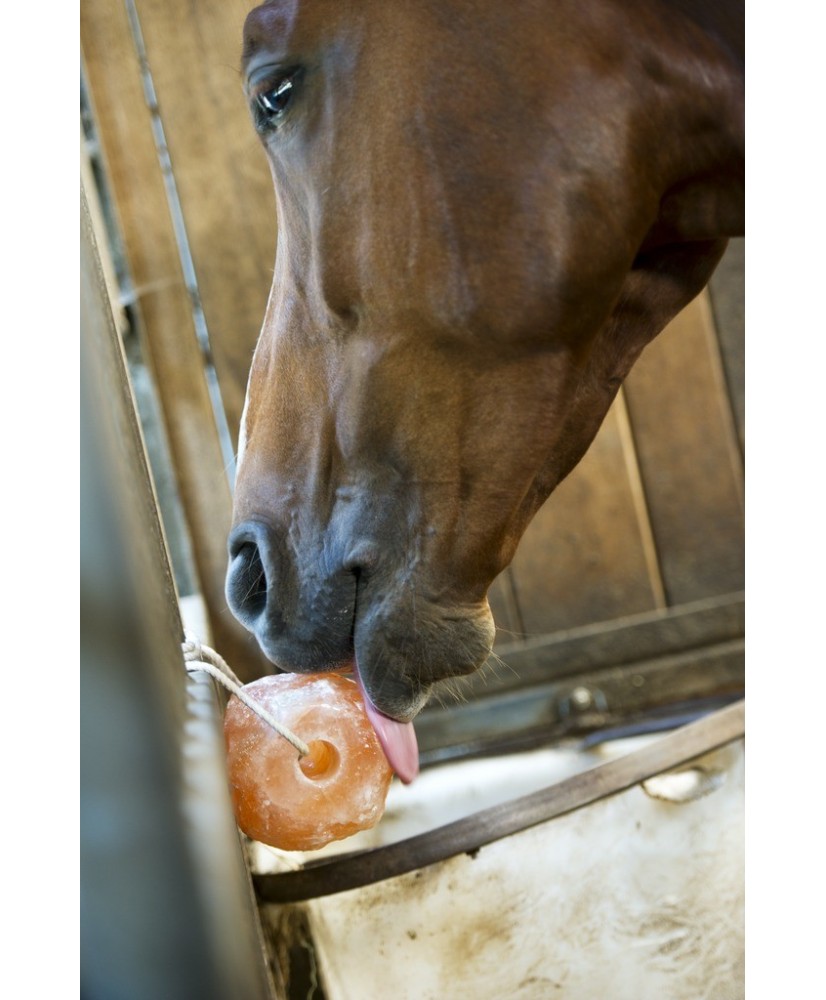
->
[225,0,744,780]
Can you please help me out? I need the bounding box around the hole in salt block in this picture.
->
[298,739,340,780]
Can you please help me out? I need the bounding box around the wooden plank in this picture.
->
[623,292,745,605]
[80,121,127,337]
[708,238,745,456]
[419,588,745,760]
[82,181,278,1000]
[81,180,186,726]
[124,0,276,448]
[81,1,269,679]
[426,591,744,701]
[507,404,662,637]
[416,639,744,759]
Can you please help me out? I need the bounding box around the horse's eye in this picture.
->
[254,76,295,128]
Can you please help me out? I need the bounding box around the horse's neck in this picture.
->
[659,0,744,67]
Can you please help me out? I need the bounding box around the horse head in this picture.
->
[226,0,744,775]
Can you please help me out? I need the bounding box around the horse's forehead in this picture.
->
[242,0,327,63]
[241,0,488,77]
[243,1,298,41]
[242,0,369,56]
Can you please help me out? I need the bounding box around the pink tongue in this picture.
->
[354,666,419,784]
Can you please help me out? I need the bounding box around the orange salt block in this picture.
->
[223,672,393,851]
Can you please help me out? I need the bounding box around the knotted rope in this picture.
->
[182,632,310,756]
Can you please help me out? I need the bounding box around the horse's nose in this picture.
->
[225,521,272,631]
[225,519,360,672]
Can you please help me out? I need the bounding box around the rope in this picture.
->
[182,632,310,757]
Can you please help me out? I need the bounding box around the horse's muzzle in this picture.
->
[225,518,496,721]
[226,519,357,670]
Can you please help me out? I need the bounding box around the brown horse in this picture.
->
[226,0,744,780]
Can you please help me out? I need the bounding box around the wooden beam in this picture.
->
[81,1,269,679]
[82,179,277,999]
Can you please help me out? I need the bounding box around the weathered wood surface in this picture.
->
[623,291,744,605]
[505,282,743,644]
[81,181,185,724]
[446,591,743,696]
[709,237,745,456]
[81,181,278,1000]
[81,0,270,679]
[507,402,664,638]
[419,591,743,757]
[105,0,277,444]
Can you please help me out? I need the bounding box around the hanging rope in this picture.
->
[182,632,310,756]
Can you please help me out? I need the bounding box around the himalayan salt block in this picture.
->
[223,672,393,852]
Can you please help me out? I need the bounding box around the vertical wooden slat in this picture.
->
[708,238,745,456]
[612,387,668,610]
[81,179,186,727]
[623,291,745,605]
[81,0,268,679]
[81,181,278,1000]
[80,120,127,337]
[121,0,276,447]
[508,406,661,638]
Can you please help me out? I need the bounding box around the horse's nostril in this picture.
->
[241,543,268,611]
[227,540,268,624]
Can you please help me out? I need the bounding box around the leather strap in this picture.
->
[254,699,744,904]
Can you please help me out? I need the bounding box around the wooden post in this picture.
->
[81,181,279,1000]
[81,0,271,680]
